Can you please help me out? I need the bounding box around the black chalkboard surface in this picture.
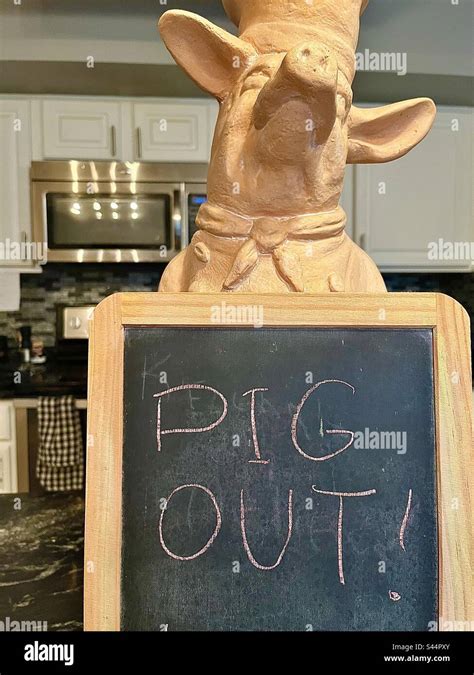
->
[121,327,437,631]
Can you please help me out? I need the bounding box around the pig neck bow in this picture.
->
[196,202,347,292]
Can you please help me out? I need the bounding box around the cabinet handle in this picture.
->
[172,189,183,251]
[359,233,367,251]
[136,127,142,159]
[110,125,117,157]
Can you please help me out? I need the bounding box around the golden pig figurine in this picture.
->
[158,0,436,293]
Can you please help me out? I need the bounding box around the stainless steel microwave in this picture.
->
[31,161,207,263]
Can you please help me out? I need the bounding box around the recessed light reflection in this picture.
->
[111,201,118,210]
[96,212,103,220]
[93,202,101,211]
[112,211,119,220]
[130,201,138,211]
[131,212,138,220]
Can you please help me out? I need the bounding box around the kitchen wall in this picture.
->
[0,266,472,354]
[1,0,472,106]
[1,0,471,75]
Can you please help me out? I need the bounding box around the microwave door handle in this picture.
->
[172,190,183,252]
[136,128,142,159]
[110,125,117,157]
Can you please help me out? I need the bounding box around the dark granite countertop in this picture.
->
[0,358,87,399]
[0,493,84,631]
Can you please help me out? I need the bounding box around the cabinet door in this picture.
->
[208,100,219,155]
[354,107,473,271]
[0,99,32,267]
[0,443,15,494]
[0,402,17,493]
[133,101,211,162]
[0,443,17,494]
[42,99,121,160]
[0,401,13,441]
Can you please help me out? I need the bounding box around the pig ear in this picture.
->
[158,10,257,100]
[347,98,436,164]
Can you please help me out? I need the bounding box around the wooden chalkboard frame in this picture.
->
[84,293,473,631]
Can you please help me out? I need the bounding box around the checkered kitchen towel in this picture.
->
[36,396,84,492]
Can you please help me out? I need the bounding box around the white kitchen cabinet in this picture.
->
[133,100,213,162]
[208,99,219,151]
[0,402,17,493]
[354,106,473,272]
[0,444,15,493]
[0,401,13,441]
[35,97,218,163]
[41,99,122,160]
[0,99,36,270]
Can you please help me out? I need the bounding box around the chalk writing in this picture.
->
[154,385,228,452]
[240,489,293,570]
[312,487,377,584]
[400,489,413,551]
[153,380,418,586]
[291,380,355,461]
[159,484,222,561]
[242,388,271,464]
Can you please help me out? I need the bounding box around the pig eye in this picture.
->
[247,68,269,79]
[240,67,272,94]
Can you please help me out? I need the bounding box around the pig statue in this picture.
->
[158,0,436,293]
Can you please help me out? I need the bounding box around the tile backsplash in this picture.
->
[0,264,164,348]
[0,265,472,353]
[384,272,474,356]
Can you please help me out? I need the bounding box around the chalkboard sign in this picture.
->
[84,293,474,632]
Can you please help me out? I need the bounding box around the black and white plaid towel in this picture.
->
[36,396,84,492]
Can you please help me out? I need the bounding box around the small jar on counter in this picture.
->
[31,338,47,365]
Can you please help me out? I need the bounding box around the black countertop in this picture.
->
[0,493,84,631]
[0,357,87,399]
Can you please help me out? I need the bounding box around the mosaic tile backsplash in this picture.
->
[0,264,163,349]
[0,265,472,353]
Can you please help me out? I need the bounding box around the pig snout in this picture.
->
[253,42,338,144]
